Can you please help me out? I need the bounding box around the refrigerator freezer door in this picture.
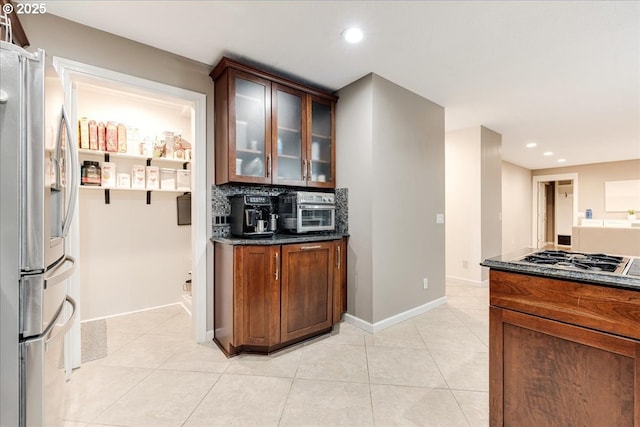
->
[21,255,75,338]
[21,295,76,427]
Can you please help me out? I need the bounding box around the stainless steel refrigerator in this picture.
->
[1,41,78,426]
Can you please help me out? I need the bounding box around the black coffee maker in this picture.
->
[230,194,276,237]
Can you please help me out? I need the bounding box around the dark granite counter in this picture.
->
[211,232,347,246]
[481,248,640,291]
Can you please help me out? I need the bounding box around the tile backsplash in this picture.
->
[211,184,348,237]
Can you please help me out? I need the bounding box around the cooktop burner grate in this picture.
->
[519,250,625,273]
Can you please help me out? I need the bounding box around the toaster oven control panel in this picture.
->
[298,192,334,205]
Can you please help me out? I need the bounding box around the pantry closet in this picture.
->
[53,57,207,368]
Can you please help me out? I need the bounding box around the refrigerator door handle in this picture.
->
[45,295,76,349]
[44,255,75,288]
[60,106,77,239]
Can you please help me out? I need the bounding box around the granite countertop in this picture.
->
[211,232,348,246]
[481,248,640,291]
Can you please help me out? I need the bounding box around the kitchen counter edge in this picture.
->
[481,248,640,291]
[211,233,348,246]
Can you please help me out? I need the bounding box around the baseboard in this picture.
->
[447,275,488,288]
[343,296,448,334]
[81,302,185,324]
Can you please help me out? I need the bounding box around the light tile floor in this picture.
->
[63,282,489,426]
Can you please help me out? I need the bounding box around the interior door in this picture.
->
[537,182,547,249]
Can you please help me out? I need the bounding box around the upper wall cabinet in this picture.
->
[210,57,337,188]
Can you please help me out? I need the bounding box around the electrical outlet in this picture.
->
[423,278,429,289]
[462,260,469,269]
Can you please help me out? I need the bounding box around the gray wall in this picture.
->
[337,73,445,324]
[480,126,502,280]
[501,161,532,253]
[334,75,374,322]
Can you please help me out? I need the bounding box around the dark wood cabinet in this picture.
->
[235,245,280,347]
[333,238,347,324]
[489,270,640,427]
[280,242,334,342]
[210,57,337,187]
[213,239,345,356]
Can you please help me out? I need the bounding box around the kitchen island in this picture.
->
[212,233,347,356]
[482,250,640,427]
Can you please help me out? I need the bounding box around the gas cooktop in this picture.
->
[518,250,633,275]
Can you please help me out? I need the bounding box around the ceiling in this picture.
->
[45,1,640,170]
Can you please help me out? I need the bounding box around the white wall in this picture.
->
[79,190,191,319]
[501,161,532,253]
[445,126,502,285]
[336,73,445,325]
[445,128,482,284]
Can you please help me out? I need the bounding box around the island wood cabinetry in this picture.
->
[489,270,640,427]
[214,238,347,356]
[210,57,337,188]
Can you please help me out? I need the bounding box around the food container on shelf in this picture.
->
[235,158,243,175]
[117,173,131,188]
[106,122,118,152]
[117,123,127,153]
[88,120,98,150]
[80,160,100,186]
[160,168,176,190]
[79,117,89,149]
[176,169,191,191]
[101,162,116,188]
[146,166,160,189]
[131,165,146,189]
[97,122,106,151]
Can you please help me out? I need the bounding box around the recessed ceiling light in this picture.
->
[557,158,567,163]
[543,151,553,156]
[342,27,364,44]
[526,142,537,148]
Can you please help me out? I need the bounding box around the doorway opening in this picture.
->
[532,173,578,249]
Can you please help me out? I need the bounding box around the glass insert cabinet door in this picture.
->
[273,84,305,185]
[309,98,334,186]
[232,73,271,182]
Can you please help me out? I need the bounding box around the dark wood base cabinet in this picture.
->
[489,270,640,427]
[214,238,347,356]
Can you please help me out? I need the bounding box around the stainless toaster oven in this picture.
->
[277,191,335,233]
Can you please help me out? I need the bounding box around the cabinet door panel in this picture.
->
[491,307,639,427]
[332,238,347,323]
[281,242,334,342]
[272,84,306,186]
[307,97,335,188]
[229,70,271,184]
[239,245,280,346]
